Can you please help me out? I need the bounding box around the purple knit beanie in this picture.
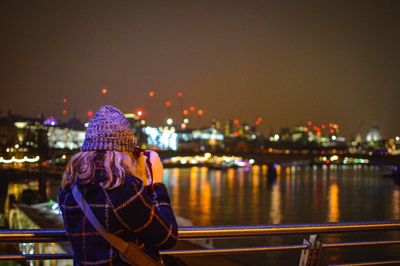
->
[81,105,135,152]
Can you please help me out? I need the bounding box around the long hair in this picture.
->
[62,151,139,190]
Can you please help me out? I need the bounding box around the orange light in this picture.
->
[256,117,262,122]
[234,131,240,137]
[183,109,189,116]
[137,110,143,117]
[189,106,196,112]
[234,119,239,126]
[177,92,183,97]
[165,101,171,107]
[197,109,204,116]
[304,128,308,132]
[149,91,155,97]
[62,109,68,116]
[87,110,94,118]
[101,87,108,94]
[330,129,335,134]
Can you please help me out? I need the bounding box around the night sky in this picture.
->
[1,1,399,138]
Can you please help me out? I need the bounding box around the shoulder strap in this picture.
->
[72,185,129,253]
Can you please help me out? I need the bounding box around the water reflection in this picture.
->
[269,177,282,224]
[199,167,211,224]
[328,166,340,222]
[392,188,400,220]
[2,165,397,228]
[328,183,340,222]
[252,166,260,222]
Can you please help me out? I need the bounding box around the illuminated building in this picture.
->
[366,126,383,142]
[142,126,225,151]
[47,127,85,150]
[0,112,48,159]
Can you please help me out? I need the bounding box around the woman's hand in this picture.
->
[133,152,149,185]
[144,150,164,184]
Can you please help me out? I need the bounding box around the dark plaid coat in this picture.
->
[58,162,178,265]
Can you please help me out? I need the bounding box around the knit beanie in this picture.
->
[81,105,135,152]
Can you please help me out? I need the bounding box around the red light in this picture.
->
[62,109,68,116]
[63,98,68,104]
[234,119,239,126]
[197,110,204,116]
[189,106,196,112]
[87,110,94,118]
[234,131,240,137]
[256,117,262,122]
[165,101,171,107]
[330,129,335,134]
[101,87,108,94]
[137,110,143,117]
[177,92,183,97]
[307,121,312,126]
[321,124,326,129]
[329,123,333,128]
[149,91,155,97]
[183,109,189,116]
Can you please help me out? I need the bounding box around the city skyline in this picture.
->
[1,1,400,138]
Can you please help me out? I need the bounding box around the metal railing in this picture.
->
[1,221,400,265]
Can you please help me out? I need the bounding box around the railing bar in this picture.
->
[2,221,400,240]
[179,223,400,238]
[330,260,400,266]
[0,240,70,244]
[322,240,400,248]
[0,254,73,261]
[0,245,309,261]
[160,244,309,256]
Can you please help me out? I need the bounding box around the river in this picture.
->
[3,164,400,265]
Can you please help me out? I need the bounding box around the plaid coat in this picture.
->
[58,163,178,265]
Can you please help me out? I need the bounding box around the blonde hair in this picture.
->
[62,151,140,190]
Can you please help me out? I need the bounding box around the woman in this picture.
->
[58,105,178,265]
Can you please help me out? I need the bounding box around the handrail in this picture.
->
[178,220,400,238]
[1,221,400,264]
[1,220,400,243]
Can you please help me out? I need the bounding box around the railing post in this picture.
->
[298,234,322,266]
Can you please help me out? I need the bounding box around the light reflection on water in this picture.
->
[163,165,396,226]
[162,165,400,265]
[4,164,400,265]
[4,164,389,227]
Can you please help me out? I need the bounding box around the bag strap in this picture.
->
[72,185,130,253]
